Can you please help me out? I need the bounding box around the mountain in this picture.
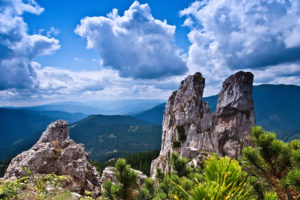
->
[136,84,300,141]
[134,103,166,125]
[0,108,86,148]
[68,115,162,161]
[1,84,299,161]
[8,99,164,115]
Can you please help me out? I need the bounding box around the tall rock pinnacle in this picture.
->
[150,71,255,177]
[213,71,255,158]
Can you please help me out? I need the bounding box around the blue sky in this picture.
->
[0,0,300,106]
[24,0,194,71]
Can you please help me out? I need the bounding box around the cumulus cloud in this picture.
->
[0,61,176,105]
[181,0,300,69]
[75,1,187,79]
[0,0,60,90]
[180,0,300,95]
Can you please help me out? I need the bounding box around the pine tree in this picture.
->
[240,126,300,200]
[102,158,138,200]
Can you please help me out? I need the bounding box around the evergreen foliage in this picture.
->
[240,126,300,199]
[172,140,181,148]
[90,150,159,176]
[176,125,186,142]
[102,159,138,200]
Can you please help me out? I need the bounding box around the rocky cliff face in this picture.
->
[213,71,255,158]
[4,120,101,197]
[151,71,255,177]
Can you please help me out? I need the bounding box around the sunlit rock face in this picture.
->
[213,71,255,158]
[150,71,255,178]
[4,120,101,197]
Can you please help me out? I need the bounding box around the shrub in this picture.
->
[172,140,181,148]
[176,125,186,142]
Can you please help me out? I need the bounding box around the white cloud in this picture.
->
[0,62,176,105]
[75,1,187,79]
[0,0,60,90]
[46,27,60,37]
[180,0,300,95]
[74,57,84,62]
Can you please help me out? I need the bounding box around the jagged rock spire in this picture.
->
[213,71,255,158]
[150,71,255,178]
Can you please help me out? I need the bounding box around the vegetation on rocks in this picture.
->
[0,167,73,200]
[90,150,159,177]
[100,127,299,200]
[1,127,299,199]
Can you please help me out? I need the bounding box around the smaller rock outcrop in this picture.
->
[100,166,147,188]
[4,120,101,197]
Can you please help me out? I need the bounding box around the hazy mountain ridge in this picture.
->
[5,99,164,115]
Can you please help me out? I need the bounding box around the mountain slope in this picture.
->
[0,108,86,148]
[136,84,300,141]
[134,103,166,125]
[69,115,162,161]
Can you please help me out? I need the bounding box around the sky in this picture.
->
[0,0,300,106]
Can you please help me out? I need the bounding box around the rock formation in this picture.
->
[150,71,255,177]
[213,71,255,158]
[4,120,101,197]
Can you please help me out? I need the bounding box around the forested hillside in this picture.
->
[69,115,162,161]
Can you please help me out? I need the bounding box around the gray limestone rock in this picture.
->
[213,71,255,158]
[4,120,101,197]
[150,71,255,178]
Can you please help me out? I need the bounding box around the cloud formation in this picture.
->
[181,0,300,69]
[0,0,60,90]
[180,0,300,95]
[0,62,175,106]
[75,1,187,79]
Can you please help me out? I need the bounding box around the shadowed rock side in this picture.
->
[4,120,101,197]
[150,71,255,178]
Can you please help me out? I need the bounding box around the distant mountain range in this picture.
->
[0,84,299,160]
[5,99,164,115]
[135,84,300,141]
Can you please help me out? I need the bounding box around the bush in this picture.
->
[172,140,181,148]
[176,125,186,142]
